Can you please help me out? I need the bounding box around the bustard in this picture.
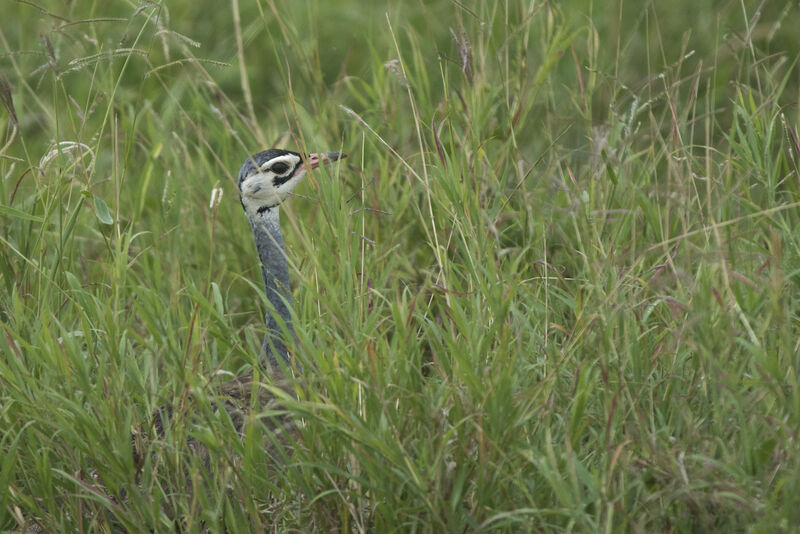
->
[134,148,344,469]
[237,148,345,372]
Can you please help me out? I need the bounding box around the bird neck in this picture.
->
[249,207,297,371]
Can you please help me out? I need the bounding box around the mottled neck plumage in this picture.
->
[248,207,296,370]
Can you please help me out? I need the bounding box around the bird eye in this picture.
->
[270,162,290,175]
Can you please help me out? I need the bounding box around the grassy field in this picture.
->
[2,0,800,531]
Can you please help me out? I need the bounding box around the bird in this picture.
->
[133,148,345,474]
[237,148,345,372]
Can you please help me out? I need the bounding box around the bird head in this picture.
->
[237,148,345,216]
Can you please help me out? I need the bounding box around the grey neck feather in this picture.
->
[248,207,297,370]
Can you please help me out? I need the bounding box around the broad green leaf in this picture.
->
[93,195,113,225]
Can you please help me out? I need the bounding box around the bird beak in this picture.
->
[298,152,346,174]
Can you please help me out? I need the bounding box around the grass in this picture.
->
[1,0,800,531]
